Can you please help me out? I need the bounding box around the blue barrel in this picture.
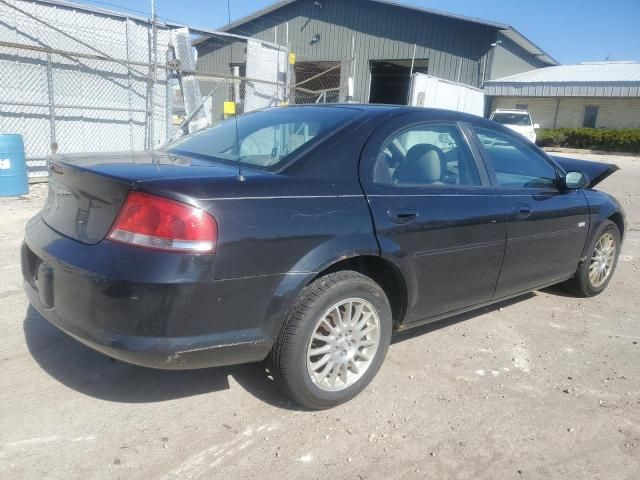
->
[0,134,29,196]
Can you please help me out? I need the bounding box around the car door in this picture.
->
[360,112,507,324]
[467,123,590,298]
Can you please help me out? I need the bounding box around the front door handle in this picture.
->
[387,207,418,223]
[515,203,533,219]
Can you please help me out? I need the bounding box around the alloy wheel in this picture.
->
[589,232,616,288]
[306,298,381,392]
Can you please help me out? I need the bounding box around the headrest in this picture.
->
[396,144,442,184]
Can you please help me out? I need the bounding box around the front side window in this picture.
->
[473,126,558,189]
[374,123,481,187]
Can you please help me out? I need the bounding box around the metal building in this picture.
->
[195,0,557,106]
[485,62,640,129]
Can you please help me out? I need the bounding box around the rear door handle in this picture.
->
[515,203,533,219]
[387,207,417,223]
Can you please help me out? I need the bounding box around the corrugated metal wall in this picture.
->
[489,32,550,80]
[485,82,640,97]
[197,0,500,102]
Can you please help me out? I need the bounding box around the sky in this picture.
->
[75,0,640,64]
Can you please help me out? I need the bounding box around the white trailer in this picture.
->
[408,73,485,117]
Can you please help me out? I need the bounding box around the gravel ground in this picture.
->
[1,153,639,480]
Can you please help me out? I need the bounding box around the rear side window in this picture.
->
[374,123,481,187]
[473,126,557,189]
[165,106,361,171]
[238,122,322,158]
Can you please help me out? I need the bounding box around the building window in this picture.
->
[583,105,599,128]
[515,103,528,111]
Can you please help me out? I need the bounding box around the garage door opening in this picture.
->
[369,59,428,105]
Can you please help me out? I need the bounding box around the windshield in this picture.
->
[163,106,362,170]
[491,112,532,126]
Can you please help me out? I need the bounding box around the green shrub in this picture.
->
[536,128,640,153]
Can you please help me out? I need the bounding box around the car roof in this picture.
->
[282,103,491,121]
[283,103,409,113]
[281,103,534,130]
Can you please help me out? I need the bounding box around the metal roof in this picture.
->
[221,0,506,31]
[485,62,640,97]
[25,0,256,42]
[489,62,640,83]
[214,0,558,66]
[27,0,156,24]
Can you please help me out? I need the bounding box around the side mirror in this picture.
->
[533,123,540,129]
[563,171,588,190]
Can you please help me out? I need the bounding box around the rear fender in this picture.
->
[375,235,419,321]
[260,234,380,341]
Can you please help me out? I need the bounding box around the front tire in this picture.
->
[565,220,621,297]
[271,271,392,410]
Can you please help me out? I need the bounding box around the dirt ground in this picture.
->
[1,152,639,480]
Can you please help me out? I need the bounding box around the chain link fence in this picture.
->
[0,0,172,177]
[182,34,289,133]
[171,34,355,139]
[0,0,357,177]
[290,59,351,104]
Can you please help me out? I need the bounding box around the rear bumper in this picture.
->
[22,215,281,370]
[24,285,271,369]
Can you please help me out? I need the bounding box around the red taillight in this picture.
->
[107,192,217,253]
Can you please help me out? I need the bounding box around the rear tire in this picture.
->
[564,220,621,297]
[271,271,392,410]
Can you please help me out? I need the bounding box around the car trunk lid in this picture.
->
[41,151,241,245]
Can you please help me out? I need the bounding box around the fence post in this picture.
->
[148,0,158,149]
[232,65,240,104]
[125,18,134,150]
[166,49,172,142]
[286,22,292,104]
[351,36,356,101]
[45,52,57,153]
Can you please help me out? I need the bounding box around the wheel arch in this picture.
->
[309,255,409,329]
[581,191,626,260]
[608,210,625,240]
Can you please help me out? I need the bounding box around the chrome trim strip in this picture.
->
[367,194,491,198]
[202,195,365,201]
[413,239,505,257]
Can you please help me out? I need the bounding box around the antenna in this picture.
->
[227,0,245,181]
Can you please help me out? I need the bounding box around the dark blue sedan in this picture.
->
[23,105,624,409]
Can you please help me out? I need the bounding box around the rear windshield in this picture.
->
[491,112,531,126]
[163,106,361,171]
